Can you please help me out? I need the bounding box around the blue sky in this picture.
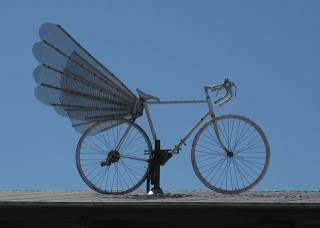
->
[1,0,319,191]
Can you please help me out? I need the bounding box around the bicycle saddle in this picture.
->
[136,88,160,102]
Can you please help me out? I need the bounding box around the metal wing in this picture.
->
[33,23,138,133]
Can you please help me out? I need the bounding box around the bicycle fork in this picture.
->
[205,88,233,157]
[212,118,234,157]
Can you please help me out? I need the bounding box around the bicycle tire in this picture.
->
[191,115,270,194]
[76,118,152,194]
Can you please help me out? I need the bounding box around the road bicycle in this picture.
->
[33,23,270,195]
[76,79,270,195]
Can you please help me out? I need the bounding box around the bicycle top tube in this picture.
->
[145,99,207,105]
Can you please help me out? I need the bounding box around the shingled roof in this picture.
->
[1,190,319,228]
[0,190,319,207]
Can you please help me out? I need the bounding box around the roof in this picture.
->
[0,190,319,208]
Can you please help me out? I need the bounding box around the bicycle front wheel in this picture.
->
[76,118,152,194]
[191,115,270,194]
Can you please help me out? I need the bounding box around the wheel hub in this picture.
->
[101,150,120,166]
[226,150,234,158]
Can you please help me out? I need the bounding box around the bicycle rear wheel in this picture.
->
[76,118,152,194]
[191,115,270,194]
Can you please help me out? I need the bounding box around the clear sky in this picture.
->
[1,0,319,192]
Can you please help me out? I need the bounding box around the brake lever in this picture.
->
[232,82,237,97]
[215,88,223,97]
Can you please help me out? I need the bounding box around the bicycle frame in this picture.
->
[143,87,225,155]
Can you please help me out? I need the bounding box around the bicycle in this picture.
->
[76,79,270,195]
[33,23,270,195]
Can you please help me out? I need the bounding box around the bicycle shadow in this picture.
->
[97,192,195,200]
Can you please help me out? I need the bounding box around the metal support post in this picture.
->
[147,140,164,195]
[153,140,161,190]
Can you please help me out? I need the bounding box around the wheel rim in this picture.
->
[76,119,152,194]
[192,115,270,194]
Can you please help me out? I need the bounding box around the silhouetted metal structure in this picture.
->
[33,23,270,195]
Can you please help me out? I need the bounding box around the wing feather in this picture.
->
[33,23,139,133]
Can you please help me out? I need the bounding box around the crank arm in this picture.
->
[118,154,149,162]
